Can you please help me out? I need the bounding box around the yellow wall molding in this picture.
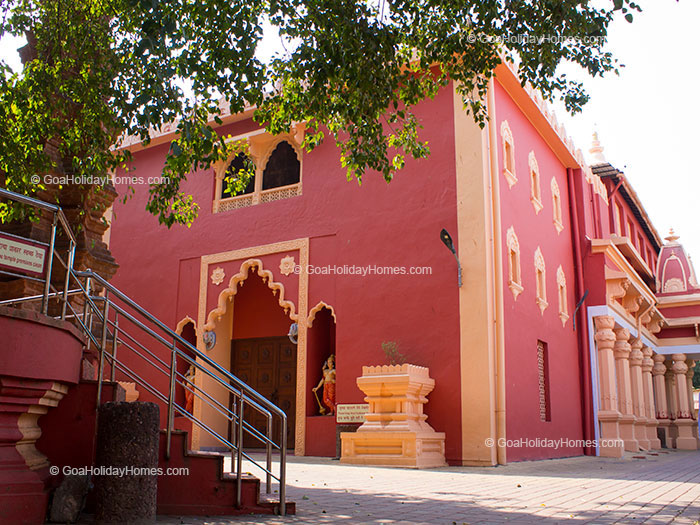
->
[307,301,337,327]
[196,238,310,455]
[500,120,517,188]
[175,316,196,336]
[534,247,548,314]
[528,151,543,214]
[203,258,297,331]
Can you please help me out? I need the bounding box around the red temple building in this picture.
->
[2,60,700,522]
[104,61,700,465]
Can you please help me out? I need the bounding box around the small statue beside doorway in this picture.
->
[184,365,196,414]
[312,354,336,415]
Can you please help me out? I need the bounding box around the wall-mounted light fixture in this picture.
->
[202,330,217,351]
[288,322,298,344]
[440,228,462,287]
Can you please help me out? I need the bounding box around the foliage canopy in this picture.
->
[0,0,640,226]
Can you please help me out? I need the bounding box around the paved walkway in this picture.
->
[161,450,700,524]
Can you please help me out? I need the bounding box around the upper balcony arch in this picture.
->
[213,128,304,213]
[260,139,302,191]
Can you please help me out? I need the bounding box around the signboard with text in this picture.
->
[0,233,48,278]
[336,404,369,424]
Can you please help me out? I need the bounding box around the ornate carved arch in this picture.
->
[308,301,337,327]
[528,151,542,213]
[500,120,517,188]
[203,258,297,330]
[175,316,196,335]
[506,226,523,300]
[259,135,303,171]
[534,247,548,313]
[556,265,569,326]
[551,177,563,233]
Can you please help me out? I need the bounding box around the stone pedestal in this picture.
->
[94,402,159,524]
[341,365,446,468]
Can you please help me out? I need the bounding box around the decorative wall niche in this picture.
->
[500,120,517,188]
[528,152,543,214]
[534,247,548,314]
[506,227,523,300]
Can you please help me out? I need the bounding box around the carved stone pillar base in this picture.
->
[634,417,650,450]
[598,410,624,458]
[341,365,446,468]
[674,419,698,450]
[668,420,678,449]
[619,414,639,452]
[646,419,661,449]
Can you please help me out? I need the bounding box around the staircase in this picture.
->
[0,188,292,516]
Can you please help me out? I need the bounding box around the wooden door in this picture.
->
[231,337,296,449]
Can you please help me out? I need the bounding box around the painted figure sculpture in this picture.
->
[313,354,336,415]
[184,365,196,414]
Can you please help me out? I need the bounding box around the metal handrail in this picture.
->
[0,187,76,245]
[0,186,287,514]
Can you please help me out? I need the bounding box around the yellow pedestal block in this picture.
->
[340,364,446,468]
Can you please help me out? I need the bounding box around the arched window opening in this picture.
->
[263,141,300,190]
[535,247,548,314]
[221,153,255,198]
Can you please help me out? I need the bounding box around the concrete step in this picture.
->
[157,430,295,515]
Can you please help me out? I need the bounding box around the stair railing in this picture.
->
[0,188,287,514]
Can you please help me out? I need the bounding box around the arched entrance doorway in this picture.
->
[229,270,296,448]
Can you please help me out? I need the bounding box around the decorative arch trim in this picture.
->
[534,246,548,314]
[505,226,523,300]
[196,238,309,456]
[259,135,304,171]
[551,177,563,234]
[528,151,543,214]
[212,129,304,213]
[500,120,517,188]
[308,301,337,327]
[661,253,687,293]
[556,265,569,326]
[175,316,196,335]
[203,258,298,331]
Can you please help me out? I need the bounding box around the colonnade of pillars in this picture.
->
[594,315,699,457]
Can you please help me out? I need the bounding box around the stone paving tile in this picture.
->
[143,450,700,524]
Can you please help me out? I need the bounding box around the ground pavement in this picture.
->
[160,449,700,524]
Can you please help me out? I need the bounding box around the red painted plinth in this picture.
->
[0,307,84,525]
[0,377,55,525]
[305,415,336,457]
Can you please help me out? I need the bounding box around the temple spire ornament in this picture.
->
[589,132,607,164]
[665,228,680,244]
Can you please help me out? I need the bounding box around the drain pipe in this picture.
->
[567,167,595,454]
[487,78,507,465]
